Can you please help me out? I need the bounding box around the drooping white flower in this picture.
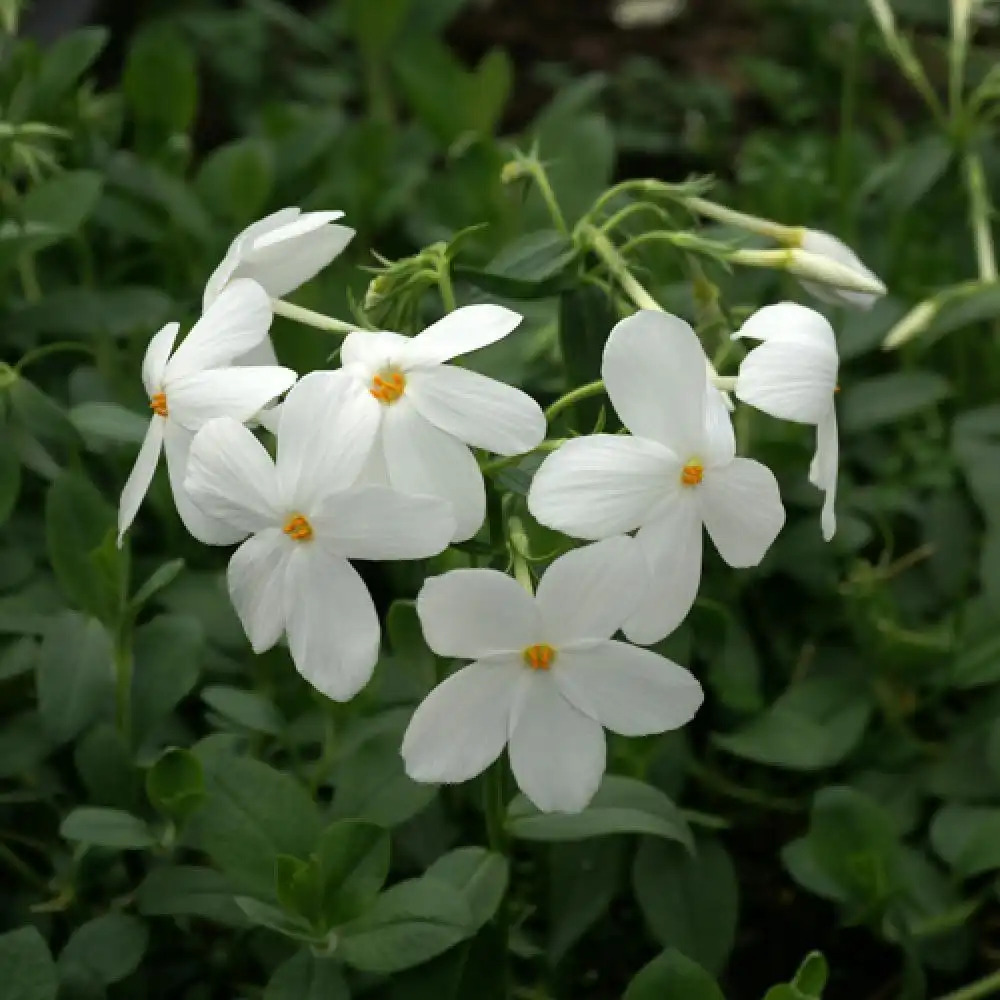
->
[312,305,545,542]
[118,279,296,546]
[402,537,703,813]
[528,310,785,645]
[797,229,884,311]
[183,378,456,701]
[734,302,839,541]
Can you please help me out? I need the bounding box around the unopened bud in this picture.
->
[364,274,389,312]
[882,299,940,350]
[501,160,531,185]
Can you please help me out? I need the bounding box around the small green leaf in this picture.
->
[930,803,1000,877]
[34,27,109,108]
[425,847,508,931]
[456,230,579,299]
[840,372,951,432]
[22,171,104,241]
[202,684,284,735]
[60,806,155,849]
[316,820,390,926]
[196,138,274,224]
[136,865,248,927]
[123,24,198,134]
[129,558,185,612]
[275,854,323,926]
[70,402,150,446]
[623,948,725,1000]
[0,926,58,1000]
[146,748,205,822]
[130,614,203,740]
[264,951,349,1000]
[58,913,148,985]
[8,377,78,450]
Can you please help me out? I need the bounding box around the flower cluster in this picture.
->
[119,207,850,813]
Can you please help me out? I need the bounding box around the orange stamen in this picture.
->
[680,462,704,487]
[149,392,168,417]
[522,643,556,671]
[282,513,313,542]
[369,370,406,404]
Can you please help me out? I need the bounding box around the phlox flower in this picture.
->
[402,537,703,813]
[183,375,456,701]
[734,302,839,540]
[528,310,785,644]
[312,304,546,542]
[117,279,296,546]
[797,229,883,311]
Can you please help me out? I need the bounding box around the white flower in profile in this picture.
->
[402,537,703,813]
[315,305,545,542]
[797,229,884,311]
[117,279,296,546]
[528,310,785,645]
[183,377,456,701]
[734,302,839,541]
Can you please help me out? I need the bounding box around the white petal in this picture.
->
[227,528,291,652]
[402,658,525,784]
[310,485,455,560]
[404,304,523,365]
[274,370,381,508]
[810,408,839,541]
[234,336,280,367]
[602,310,708,456]
[117,417,163,544]
[340,330,414,371]
[527,434,677,540]
[700,457,785,567]
[623,494,702,644]
[142,322,179,396]
[735,338,837,425]
[184,417,281,534]
[251,210,345,249]
[704,386,736,467]
[405,364,545,456]
[508,675,606,813]
[165,279,273,381]
[535,537,647,645]
[416,568,541,658]
[167,366,297,431]
[799,231,882,310]
[734,301,838,352]
[283,547,380,701]
[381,398,485,542]
[163,420,247,545]
[554,641,704,736]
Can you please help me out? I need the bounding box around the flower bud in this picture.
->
[796,230,886,309]
[882,299,940,350]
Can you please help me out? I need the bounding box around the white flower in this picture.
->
[402,537,703,813]
[734,302,839,541]
[117,279,296,546]
[797,230,884,311]
[527,310,785,645]
[316,304,546,542]
[183,378,456,701]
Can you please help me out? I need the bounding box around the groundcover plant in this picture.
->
[2,0,1000,997]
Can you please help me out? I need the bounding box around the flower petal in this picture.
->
[810,407,839,541]
[405,364,545,456]
[704,385,736,467]
[142,322,179,396]
[167,366,297,431]
[227,528,291,652]
[235,336,280,368]
[527,434,677,540]
[404,304,523,365]
[735,301,838,351]
[184,417,281,534]
[622,493,702,644]
[283,547,380,701]
[735,337,837,425]
[163,419,250,545]
[117,417,163,544]
[340,331,414,371]
[381,398,486,542]
[799,231,882,310]
[165,279,273,381]
[602,310,707,456]
[402,658,525,784]
[535,537,647,644]
[554,640,704,736]
[508,675,606,813]
[275,369,381,508]
[310,485,455,560]
[701,457,785,567]
[416,568,541,658]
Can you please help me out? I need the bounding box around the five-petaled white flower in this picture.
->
[527,310,785,644]
[118,279,296,546]
[313,304,546,542]
[797,229,883,311]
[402,537,704,813]
[183,375,456,701]
[734,302,839,541]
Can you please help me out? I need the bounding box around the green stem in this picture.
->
[581,223,664,312]
[0,840,47,891]
[271,299,362,334]
[935,969,1000,1000]
[437,260,457,313]
[480,438,567,477]
[15,341,96,373]
[950,0,972,120]
[545,379,606,424]
[484,761,508,853]
[684,196,800,244]
[964,153,998,283]
[687,759,804,813]
[528,161,568,235]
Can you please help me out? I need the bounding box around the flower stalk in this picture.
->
[963,153,998,283]
[271,298,362,334]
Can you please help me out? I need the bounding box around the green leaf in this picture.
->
[60,806,156,849]
[34,27,108,108]
[36,611,114,744]
[58,913,148,985]
[623,948,726,1000]
[22,171,104,242]
[930,803,1000,877]
[466,48,513,136]
[344,0,411,54]
[123,24,198,134]
[136,865,248,927]
[929,284,1000,339]
[763,952,829,1000]
[146,748,205,822]
[202,684,284,735]
[632,837,738,976]
[425,847,508,931]
[234,896,315,940]
[130,614,203,740]
[275,855,323,926]
[840,372,951,433]
[316,820,391,926]
[196,138,274,224]
[0,926,58,1000]
[69,402,149,446]
[264,951,349,1000]
[337,878,474,974]
[0,427,21,525]
[8,376,78,451]
[456,230,579,299]
[558,284,617,431]
[506,775,693,848]
[129,559,185,613]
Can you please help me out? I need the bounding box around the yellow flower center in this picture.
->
[282,513,313,542]
[149,392,168,417]
[369,369,406,404]
[680,461,704,487]
[522,643,556,671]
